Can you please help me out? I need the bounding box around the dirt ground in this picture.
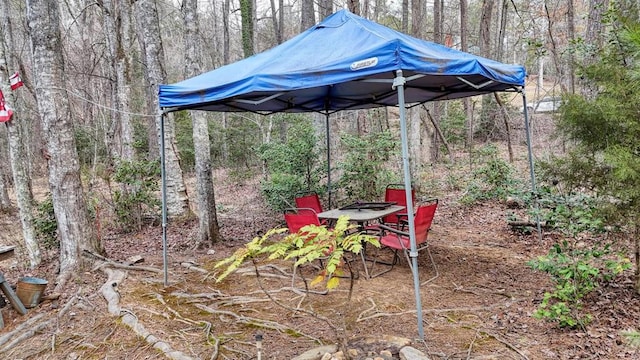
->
[1,143,640,359]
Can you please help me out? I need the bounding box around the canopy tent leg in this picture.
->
[161,112,169,286]
[521,91,542,240]
[394,70,425,339]
[325,113,332,208]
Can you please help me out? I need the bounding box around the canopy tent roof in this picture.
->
[159,9,526,113]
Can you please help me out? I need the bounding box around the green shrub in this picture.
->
[337,130,398,201]
[112,160,161,232]
[528,240,630,328]
[260,172,305,210]
[460,144,521,204]
[258,115,324,211]
[527,190,630,329]
[225,115,261,169]
[439,100,467,147]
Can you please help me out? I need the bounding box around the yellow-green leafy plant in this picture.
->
[215,216,379,290]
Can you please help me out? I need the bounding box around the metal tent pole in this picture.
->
[325,113,332,208]
[521,91,542,239]
[160,112,168,286]
[394,70,424,339]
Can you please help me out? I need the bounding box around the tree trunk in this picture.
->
[182,0,221,246]
[373,0,382,21]
[479,0,493,59]
[493,93,513,162]
[102,0,135,162]
[0,155,9,209]
[134,0,190,217]
[0,5,40,268]
[582,0,608,98]
[401,0,408,33]
[26,0,103,284]
[585,0,608,56]
[223,0,230,65]
[431,0,443,160]
[408,0,427,174]
[240,0,254,57]
[460,0,473,155]
[348,0,360,16]
[301,0,315,32]
[411,0,425,39]
[318,0,333,20]
[495,0,507,62]
[461,0,473,152]
[544,1,566,93]
[270,0,282,44]
[567,0,576,94]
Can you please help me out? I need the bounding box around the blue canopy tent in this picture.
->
[159,9,532,339]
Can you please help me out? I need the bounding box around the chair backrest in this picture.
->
[382,184,415,225]
[284,208,321,233]
[294,192,323,214]
[413,200,438,244]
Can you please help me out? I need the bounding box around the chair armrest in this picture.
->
[377,224,409,237]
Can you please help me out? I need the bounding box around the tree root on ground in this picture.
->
[171,290,272,306]
[479,328,530,360]
[100,267,195,360]
[195,303,321,344]
[0,291,79,356]
[356,297,508,323]
[85,250,163,273]
[180,261,208,273]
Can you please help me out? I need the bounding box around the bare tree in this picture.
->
[585,0,608,56]
[582,0,609,97]
[301,0,315,31]
[349,0,360,16]
[479,0,494,59]
[567,0,576,94]
[182,0,222,246]
[431,0,444,160]
[461,0,474,151]
[401,0,408,33]
[0,0,39,267]
[543,1,568,93]
[101,0,135,162]
[134,0,190,217]
[270,0,283,44]
[223,0,231,64]
[26,0,103,288]
[318,0,333,20]
[496,0,508,61]
[240,0,254,57]
[0,149,9,209]
[411,0,425,39]
[408,0,429,175]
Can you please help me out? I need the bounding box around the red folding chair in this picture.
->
[368,199,439,283]
[294,191,327,225]
[284,208,321,233]
[294,191,323,214]
[283,208,328,294]
[381,184,415,228]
